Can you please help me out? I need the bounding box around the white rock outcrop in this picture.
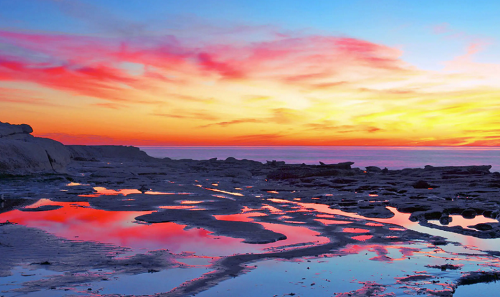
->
[0,121,71,175]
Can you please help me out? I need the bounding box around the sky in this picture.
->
[1,0,500,146]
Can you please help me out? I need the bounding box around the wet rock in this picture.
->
[457,271,500,286]
[430,238,448,245]
[412,180,439,189]
[322,162,355,169]
[357,206,395,218]
[425,264,462,271]
[135,209,287,244]
[267,167,345,180]
[461,209,477,219]
[365,166,382,173]
[138,185,149,193]
[266,160,286,166]
[487,181,500,188]
[0,197,31,215]
[397,205,432,213]
[439,215,452,225]
[469,223,493,231]
[396,274,434,282]
[483,210,499,219]
[425,165,492,174]
[331,178,357,184]
[223,168,252,178]
[423,211,443,220]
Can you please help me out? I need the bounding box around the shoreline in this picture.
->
[2,123,500,296]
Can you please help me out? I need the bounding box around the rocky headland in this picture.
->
[0,122,70,174]
[0,121,151,175]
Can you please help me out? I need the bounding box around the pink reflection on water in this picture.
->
[262,204,285,214]
[366,222,384,227]
[352,235,373,241]
[79,187,188,197]
[368,246,392,262]
[180,201,205,204]
[317,214,337,218]
[67,182,84,186]
[204,188,244,197]
[259,222,330,249]
[343,228,370,233]
[267,198,290,204]
[0,200,260,256]
[214,212,267,222]
[315,219,352,225]
[212,212,330,250]
[298,203,417,229]
[22,198,56,209]
[158,205,196,210]
[340,244,425,263]
[399,247,419,257]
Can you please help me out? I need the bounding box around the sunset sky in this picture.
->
[1,0,500,146]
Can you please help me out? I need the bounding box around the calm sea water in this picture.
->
[140,146,500,172]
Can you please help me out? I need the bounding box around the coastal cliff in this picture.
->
[0,121,153,175]
[0,122,70,175]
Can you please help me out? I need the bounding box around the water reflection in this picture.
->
[0,198,329,256]
[3,185,500,296]
[342,228,370,233]
[79,187,190,197]
[352,235,373,241]
[428,215,497,229]
[197,239,500,297]
[0,200,254,256]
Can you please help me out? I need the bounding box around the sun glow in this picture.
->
[1,4,499,146]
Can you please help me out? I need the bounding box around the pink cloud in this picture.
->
[0,58,137,102]
[0,87,59,106]
[0,28,409,103]
[197,52,244,79]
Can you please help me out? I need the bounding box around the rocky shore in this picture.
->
[1,121,500,296]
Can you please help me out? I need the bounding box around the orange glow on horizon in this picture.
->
[1,29,500,146]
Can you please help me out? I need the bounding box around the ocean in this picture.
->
[140,146,500,172]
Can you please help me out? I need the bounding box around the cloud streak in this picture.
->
[1,21,499,146]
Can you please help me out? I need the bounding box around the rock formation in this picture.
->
[67,145,153,161]
[0,121,71,175]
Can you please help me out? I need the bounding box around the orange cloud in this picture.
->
[0,26,499,146]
